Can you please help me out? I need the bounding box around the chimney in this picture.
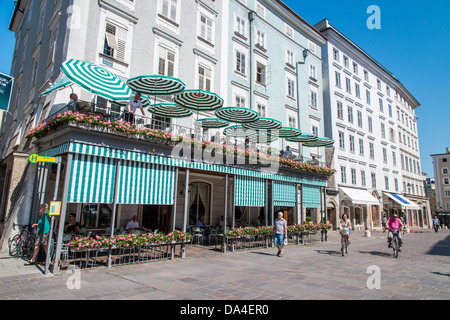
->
[447,147,450,154]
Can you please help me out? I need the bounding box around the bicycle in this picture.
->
[339,227,350,256]
[9,224,36,260]
[389,228,402,258]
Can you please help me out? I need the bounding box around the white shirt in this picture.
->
[126,220,139,230]
[125,98,143,113]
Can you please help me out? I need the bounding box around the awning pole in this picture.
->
[222,174,228,253]
[181,169,189,259]
[107,159,121,269]
[171,167,179,231]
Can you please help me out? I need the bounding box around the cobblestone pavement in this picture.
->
[0,229,449,301]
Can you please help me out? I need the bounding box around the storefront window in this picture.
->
[81,204,112,228]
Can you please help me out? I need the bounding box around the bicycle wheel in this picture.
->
[9,235,21,257]
[392,236,398,258]
[341,236,345,256]
[23,236,36,261]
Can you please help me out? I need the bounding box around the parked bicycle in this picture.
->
[9,224,36,260]
[340,227,350,256]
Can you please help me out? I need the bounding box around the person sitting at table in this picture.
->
[125,215,140,231]
[67,93,78,111]
[64,213,80,235]
[195,216,210,243]
[311,155,319,166]
[283,146,293,158]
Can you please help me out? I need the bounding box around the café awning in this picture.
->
[340,187,379,206]
[273,181,297,207]
[234,176,266,207]
[385,193,421,210]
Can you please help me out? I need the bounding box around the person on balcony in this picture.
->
[283,146,293,158]
[123,93,144,124]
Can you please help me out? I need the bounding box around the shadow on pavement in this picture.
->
[430,271,450,277]
[358,250,392,257]
[314,250,342,256]
[425,235,450,257]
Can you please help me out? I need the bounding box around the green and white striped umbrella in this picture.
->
[174,89,224,112]
[286,133,318,143]
[194,118,230,129]
[40,77,73,97]
[147,103,193,118]
[302,137,335,147]
[242,117,282,130]
[61,59,131,101]
[223,125,256,138]
[278,127,302,138]
[248,132,279,143]
[215,107,260,124]
[126,75,186,97]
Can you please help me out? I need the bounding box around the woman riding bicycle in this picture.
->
[339,213,352,244]
[387,213,404,250]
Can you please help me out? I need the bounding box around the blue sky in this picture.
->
[0,0,448,178]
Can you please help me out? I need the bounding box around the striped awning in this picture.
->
[273,181,297,207]
[215,107,260,124]
[148,103,193,118]
[61,59,131,101]
[248,132,279,143]
[174,89,224,112]
[67,154,117,204]
[302,185,322,208]
[234,176,266,207]
[117,160,175,205]
[242,117,282,130]
[126,75,186,96]
[40,77,73,97]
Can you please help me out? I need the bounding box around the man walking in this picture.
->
[273,212,288,257]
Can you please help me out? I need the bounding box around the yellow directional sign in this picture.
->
[49,201,62,216]
[28,154,57,164]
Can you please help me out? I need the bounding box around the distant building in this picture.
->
[431,148,450,226]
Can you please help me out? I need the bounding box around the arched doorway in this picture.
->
[189,182,212,226]
[327,202,336,228]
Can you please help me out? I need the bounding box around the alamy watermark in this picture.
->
[366,265,381,289]
[367,5,381,30]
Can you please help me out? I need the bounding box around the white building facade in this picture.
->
[316,19,430,230]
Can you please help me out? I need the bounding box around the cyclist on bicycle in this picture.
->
[339,213,352,244]
[387,213,404,250]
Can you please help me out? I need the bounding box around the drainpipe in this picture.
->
[296,49,309,159]
[248,11,256,110]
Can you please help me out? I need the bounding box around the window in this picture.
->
[199,14,213,43]
[256,29,265,48]
[444,189,450,198]
[339,132,345,149]
[288,115,296,128]
[369,143,375,159]
[335,71,341,88]
[256,2,266,18]
[48,30,58,67]
[359,139,364,155]
[371,173,377,188]
[348,106,353,123]
[337,102,343,119]
[364,70,369,82]
[392,152,397,166]
[81,204,112,229]
[385,176,389,190]
[377,79,381,90]
[351,169,357,185]
[160,0,178,22]
[383,148,388,163]
[286,49,294,66]
[353,62,358,74]
[257,104,266,117]
[442,168,449,175]
[309,89,318,109]
[333,48,340,62]
[287,78,295,99]
[341,166,347,184]
[256,62,266,85]
[366,90,371,105]
[349,135,355,152]
[444,177,450,185]
[379,98,384,112]
[285,24,294,38]
[368,116,373,133]
[235,15,246,36]
[388,104,393,117]
[343,56,349,68]
[355,83,361,98]
[311,125,319,137]
[381,123,386,139]
[198,65,211,91]
[357,111,363,128]
[361,170,366,187]
[158,45,175,76]
[346,78,351,93]
[309,64,316,79]
[394,178,399,192]
[235,95,246,108]
[235,51,246,75]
